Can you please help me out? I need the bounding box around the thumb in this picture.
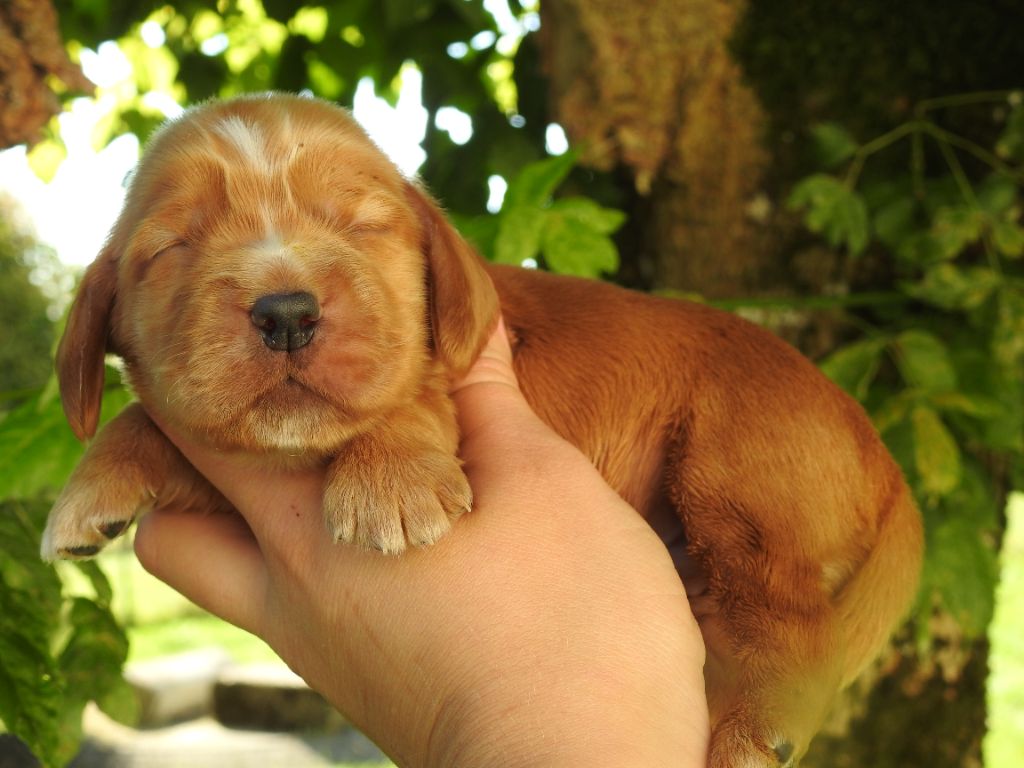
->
[450,317,597,505]
[450,317,552,456]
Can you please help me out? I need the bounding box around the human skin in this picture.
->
[134,319,710,767]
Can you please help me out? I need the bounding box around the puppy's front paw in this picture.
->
[42,471,152,561]
[323,443,472,555]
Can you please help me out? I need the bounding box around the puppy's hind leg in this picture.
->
[701,610,842,768]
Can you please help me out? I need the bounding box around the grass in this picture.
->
[984,492,1024,768]
[99,544,278,664]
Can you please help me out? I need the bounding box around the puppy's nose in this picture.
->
[251,292,320,351]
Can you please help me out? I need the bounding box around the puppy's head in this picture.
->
[58,93,497,455]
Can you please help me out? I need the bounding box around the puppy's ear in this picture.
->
[57,252,118,441]
[405,183,499,375]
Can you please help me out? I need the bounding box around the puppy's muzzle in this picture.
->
[251,291,320,351]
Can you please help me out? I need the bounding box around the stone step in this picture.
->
[123,649,344,732]
[213,663,347,732]
[125,648,232,727]
[6,650,392,767]
[72,705,390,768]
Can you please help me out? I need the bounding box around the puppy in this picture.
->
[43,93,922,767]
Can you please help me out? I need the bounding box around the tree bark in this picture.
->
[539,0,773,298]
[0,0,91,149]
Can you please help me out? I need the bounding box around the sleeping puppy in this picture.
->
[43,93,922,767]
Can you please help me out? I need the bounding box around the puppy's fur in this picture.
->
[44,94,922,767]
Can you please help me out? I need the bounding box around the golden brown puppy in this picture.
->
[43,93,922,767]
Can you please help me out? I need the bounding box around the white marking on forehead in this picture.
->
[214,115,272,173]
[249,228,289,264]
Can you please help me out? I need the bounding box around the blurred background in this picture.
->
[0,1,1022,766]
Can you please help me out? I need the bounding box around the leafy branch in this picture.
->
[457,151,627,278]
[791,92,1024,647]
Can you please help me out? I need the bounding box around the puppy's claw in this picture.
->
[99,519,132,539]
[772,741,795,767]
[61,544,101,558]
[708,708,800,768]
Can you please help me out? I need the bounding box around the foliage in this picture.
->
[0,374,135,761]
[457,151,625,277]
[42,0,552,217]
[0,110,101,768]
[789,92,1024,645]
[0,198,63,402]
[733,1,1024,140]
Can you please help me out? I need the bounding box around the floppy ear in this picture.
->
[405,183,499,376]
[56,252,118,441]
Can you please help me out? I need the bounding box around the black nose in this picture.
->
[251,292,320,351]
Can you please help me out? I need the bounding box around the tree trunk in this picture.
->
[0,0,92,149]
[803,636,987,768]
[539,0,775,298]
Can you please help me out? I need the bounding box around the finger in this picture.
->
[134,508,268,635]
[451,316,520,392]
[451,318,552,453]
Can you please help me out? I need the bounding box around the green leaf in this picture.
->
[383,0,438,27]
[992,219,1024,258]
[0,374,133,500]
[873,196,918,251]
[910,405,962,497]
[903,263,1001,310]
[810,122,859,169]
[929,205,986,260]
[548,197,626,235]
[59,599,131,711]
[923,513,997,637]
[787,174,870,255]
[976,174,1017,216]
[69,560,114,606]
[893,330,957,393]
[0,499,131,763]
[451,213,499,260]
[919,461,1000,637]
[929,391,1004,419]
[0,502,68,767]
[26,140,67,184]
[948,343,1024,454]
[541,213,619,277]
[993,287,1024,369]
[504,152,578,209]
[819,337,886,400]
[896,231,950,265]
[996,102,1024,163]
[872,391,914,435]
[494,205,546,265]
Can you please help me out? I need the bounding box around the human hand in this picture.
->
[135,318,710,767]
